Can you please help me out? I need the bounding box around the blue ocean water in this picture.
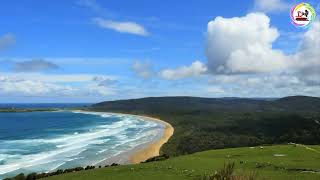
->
[0,111,163,179]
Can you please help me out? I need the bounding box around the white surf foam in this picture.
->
[0,111,164,177]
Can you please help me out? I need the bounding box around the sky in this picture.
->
[0,0,319,103]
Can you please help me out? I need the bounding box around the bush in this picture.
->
[85,165,95,170]
[26,173,37,180]
[143,154,170,163]
[74,167,84,171]
[110,163,119,167]
[200,162,258,180]
[13,173,25,180]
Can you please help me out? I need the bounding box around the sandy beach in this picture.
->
[127,114,174,164]
[74,110,174,165]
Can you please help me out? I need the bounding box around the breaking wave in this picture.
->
[0,111,164,178]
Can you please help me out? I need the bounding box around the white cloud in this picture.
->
[93,17,149,36]
[160,61,207,80]
[210,74,303,88]
[0,72,116,83]
[292,21,320,78]
[253,0,290,13]
[208,73,320,97]
[203,16,320,97]
[0,33,15,51]
[0,77,76,96]
[92,76,118,86]
[287,21,320,87]
[85,83,115,96]
[207,86,225,94]
[0,73,118,97]
[206,13,289,74]
[132,61,154,78]
[158,13,318,97]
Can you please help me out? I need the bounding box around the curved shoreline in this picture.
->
[74,110,174,164]
[126,114,174,164]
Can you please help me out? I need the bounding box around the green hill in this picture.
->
[92,96,320,113]
[91,96,320,156]
[45,145,320,180]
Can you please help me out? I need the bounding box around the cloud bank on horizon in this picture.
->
[0,0,319,102]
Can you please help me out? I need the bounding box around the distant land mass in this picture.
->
[0,103,91,109]
[91,95,320,156]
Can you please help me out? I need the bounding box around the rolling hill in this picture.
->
[45,145,320,180]
[91,96,320,156]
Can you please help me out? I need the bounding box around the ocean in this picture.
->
[0,110,164,179]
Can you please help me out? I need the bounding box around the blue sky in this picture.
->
[0,0,319,103]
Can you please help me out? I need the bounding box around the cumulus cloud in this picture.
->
[253,0,290,13]
[206,13,289,74]
[13,59,59,72]
[204,17,319,96]
[160,61,207,80]
[93,17,149,36]
[289,22,320,87]
[205,13,319,90]
[0,33,15,51]
[292,21,320,82]
[132,61,154,78]
[158,12,318,97]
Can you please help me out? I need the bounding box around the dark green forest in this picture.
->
[90,96,320,156]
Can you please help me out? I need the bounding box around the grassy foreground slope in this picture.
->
[46,145,320,180]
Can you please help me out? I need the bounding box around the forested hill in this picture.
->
[93,96,320,113]
[91,96,320,156]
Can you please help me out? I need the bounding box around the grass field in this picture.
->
[45,144,320,180]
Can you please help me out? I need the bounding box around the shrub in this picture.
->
[13,173,25,180]
[110,163,119,167]
[26,173,37,180]
[143,154,170,163]
[200,162,258,180]
[74,167,84,171]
